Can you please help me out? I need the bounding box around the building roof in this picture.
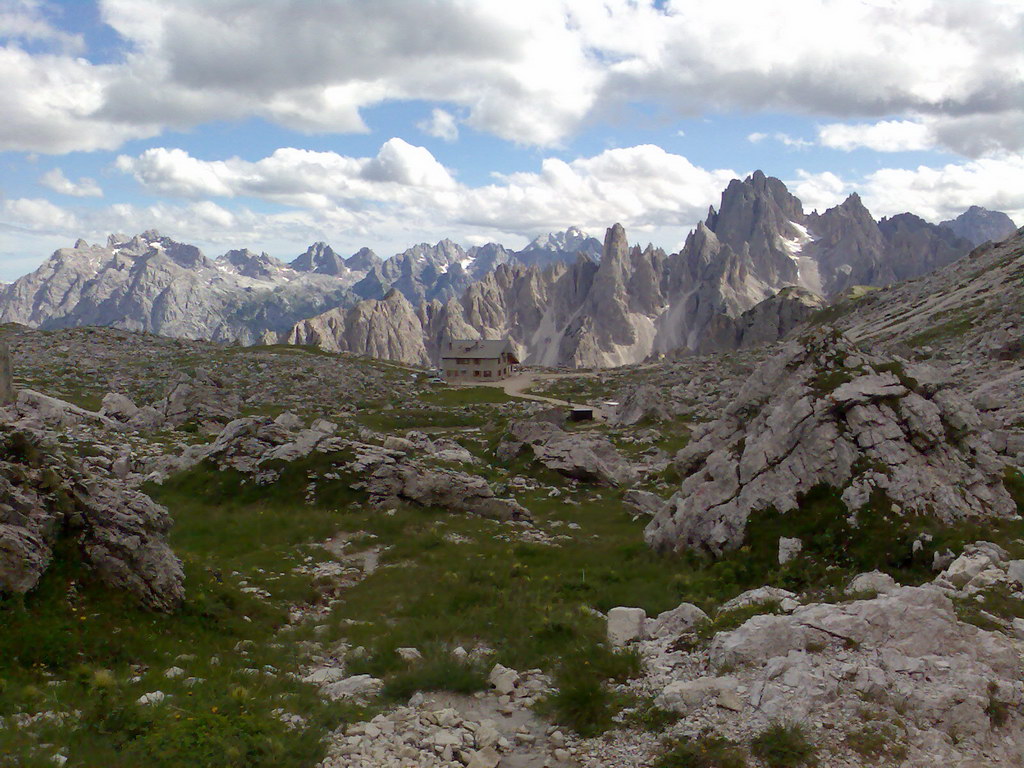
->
[440,338,517,361]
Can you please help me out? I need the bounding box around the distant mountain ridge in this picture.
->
[287,173,987,367]
[0,180,1008,367]
[0,227,600,345]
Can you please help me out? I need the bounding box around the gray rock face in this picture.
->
[610,384,672,426]
[695,285,826,355]
[514,226,602,269]
[0,425,183,611]
[0,340,13,404]
[645,331,1016,555]
[940,206,1018,247]
[286,288,431,366]
[703,586,1022,755]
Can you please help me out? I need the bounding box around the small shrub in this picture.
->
[540,670,616,737]
[983,700,1007,729]
[654,735,747,768]
[750,722,817,767]
[380,651,488,701]
[538,644,641,737]
[622,697,681,732]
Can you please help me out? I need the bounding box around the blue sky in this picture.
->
[0,0,1021,280]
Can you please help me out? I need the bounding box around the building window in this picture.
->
[484,370,492,378]
[473,370,481,377]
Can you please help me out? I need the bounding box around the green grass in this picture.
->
[750,722,817,767]
[621,696,682,732]
[845,722,906,761]
[905,316,975,348]
[654,735,747,768]
[0,451,378,767]
[418,386,514,406]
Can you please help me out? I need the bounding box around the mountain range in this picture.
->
[0,172,1016,367]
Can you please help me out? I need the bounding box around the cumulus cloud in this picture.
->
[818,119,936,152]
[0,0,84,53]
[1,196,80,233]
[860,155,1024,224]
[115,140,736,239]
[116,139,457,212]
[39,168,103,198]
[417,108,459,142]
[0,0,1020,154]
[788,156,1024,225]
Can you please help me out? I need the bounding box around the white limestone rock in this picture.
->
[648,602,709,639]
[607,606,647,646]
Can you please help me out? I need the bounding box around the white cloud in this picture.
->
[747,132,811,149]
[0,0,1019,154]
[116,139,458,212]
[39,168,103,198]
[1,196,79,233]
[818,119,935,152]
[789,156,1024,225]
[417,108,459,142]
[0,0,84,53]
[860,155,1024,224]
[790,170,851,214]
[460,145,737,233]
[115,140,736,240]
[0,46,159,153]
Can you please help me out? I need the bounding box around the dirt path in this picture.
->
[467,371,613,420]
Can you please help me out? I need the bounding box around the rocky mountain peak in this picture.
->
[940,206,1019,247]
[517,227,602,268]
[219,248,286,280]
[345,247,379,272]
[290,241,347,275]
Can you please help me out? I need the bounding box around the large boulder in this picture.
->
[611,384,672,425]
[360,450,530,522]
[501,418,647,486]
[646,331,1016,554]
[0,426,183,611]
[157,369,240,427]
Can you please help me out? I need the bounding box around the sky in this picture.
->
[0,0,1022,281]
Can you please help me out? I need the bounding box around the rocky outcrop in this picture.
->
[0,340,13,404]
[499,418,656,486]
[357,445,530,522]
[645,331,1016,554]
[287,289,431,366]
[648,584,1024,764]
[610,384,673,426]
[0,425,183,611]
[159,369,241,428]
[695,285,826,355]
[941,206,1018,247]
